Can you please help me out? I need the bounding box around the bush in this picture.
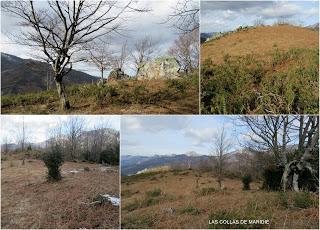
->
[27,145,32,151]
[262,166,283,191]
[145,188,161,197]
[42,145,64,181]
[123,199,140,212]
[293,192,315,208]
[166,79,187,94]
[201,48,318,114]
[181,205,201,215]
[99,146,119,165]
[242,174,252,190]
[277,192,289,208]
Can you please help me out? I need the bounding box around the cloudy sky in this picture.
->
[1,0,192,76]
[201,0,319,33]
[121,115,249,156]
[1,115,120,144]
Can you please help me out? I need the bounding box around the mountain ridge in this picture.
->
[1,52,98,95]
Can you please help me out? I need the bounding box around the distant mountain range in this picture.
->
[200,32,219,43]
[121,154,211,176]
[1,53,98,95]
[306,23,319,31]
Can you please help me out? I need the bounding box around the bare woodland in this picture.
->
[2,0,200,111]
[3,116,119,164]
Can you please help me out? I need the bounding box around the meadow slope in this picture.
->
[201,25,318,64]
[1,158,119,229]
[200,25,319,114]
[1,77,198,114]
[121,170,319,229]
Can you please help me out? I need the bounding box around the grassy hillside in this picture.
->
[1,75,199,114]
[1,156,119,229]
[201,25,319,114]
[121,169,319,229]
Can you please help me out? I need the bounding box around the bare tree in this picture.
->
[15,116,27,152]
[87,39,113,81]
[65,116,85,160]
[282,116,319,192]
[112,41,129,70]
[48,119,64,149]
[211,126,232,189]
[2,136,9,154]
[166,0,199,34]
[185,150,197,169]
[241,116,294,166]
[168,29,199,73]
[131,35,158,75]
[241,115,319,192]
[2,0,146,110]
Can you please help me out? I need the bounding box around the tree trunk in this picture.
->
[55,78,70,110]
[101,67,104,81]
[292,173,299,192]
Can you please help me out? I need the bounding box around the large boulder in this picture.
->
[108,68,130,81]
[137,56,181,80]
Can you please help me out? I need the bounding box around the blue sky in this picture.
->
[201,1,319,33]
[121,115,249,156]
[1,115,120,144]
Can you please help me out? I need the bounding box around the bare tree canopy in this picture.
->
[15,116,28,151]
[168,29,199,73]
[111,41,129,70]
[211,126,232,189]
[131,35,158,75]
[2,0,146,110]
[86,39,114,81]
[166,0,199,34]
[241,115,319,192]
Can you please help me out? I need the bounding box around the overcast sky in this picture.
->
[201,0,319,33]
[1,115,120,144]
[1,0,192,76]
[121,115,249,156]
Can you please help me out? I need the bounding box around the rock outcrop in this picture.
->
[137,56,180,80]
[108,68,130,81]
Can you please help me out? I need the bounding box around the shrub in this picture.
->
[99,143,119,165]
[201,48,318,114]
[27,145,32,151]
[277,192,289,208]
[123,199,140,211]
[141,197,161,207]
[166,79,187,94]
[181,205,201,215]
[145,188,161,197]
[42,145,64,181]
[262,166,283,191]
[242,174,252,190]
[293,192,315,208]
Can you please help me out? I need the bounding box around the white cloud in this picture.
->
[183,127,217,146]
[121,115,190,133]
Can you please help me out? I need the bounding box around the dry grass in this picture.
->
[121,170,319,229]
[1,158,119,229]
[1,77,199,114]
[201,25,319,64]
